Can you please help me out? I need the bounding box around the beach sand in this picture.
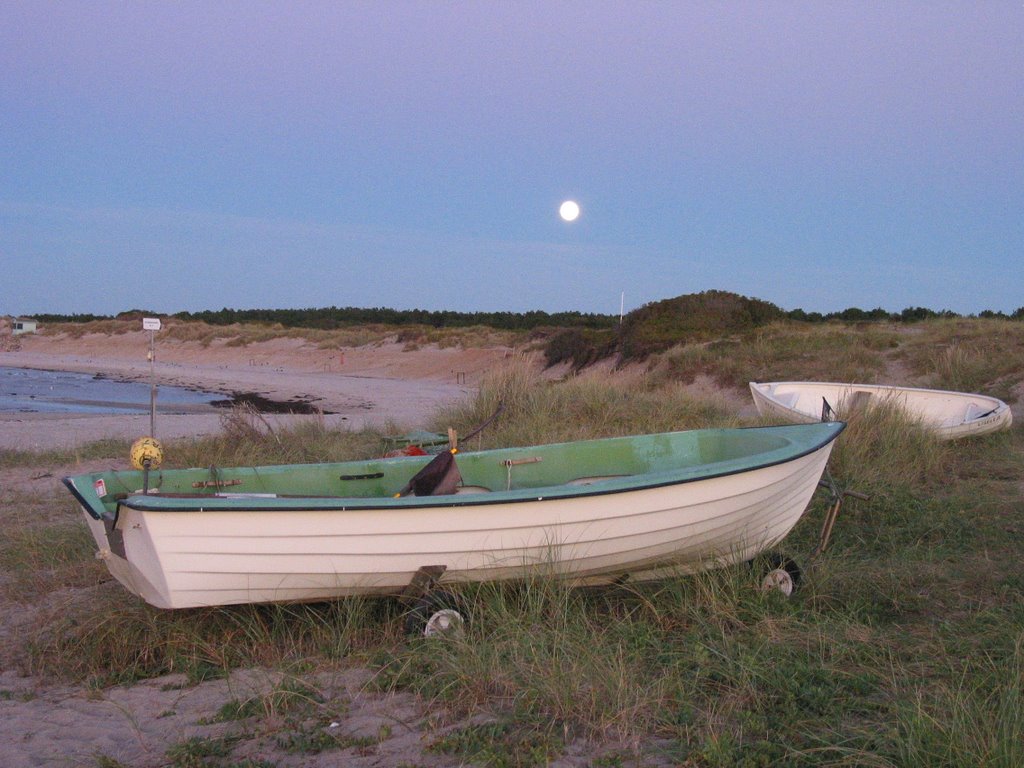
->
[0,329,515,451]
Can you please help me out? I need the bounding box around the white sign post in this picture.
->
[143,318,161,436]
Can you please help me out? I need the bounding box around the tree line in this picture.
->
[27,302,1024,328]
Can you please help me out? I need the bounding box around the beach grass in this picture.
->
[649,320,901,390]
[430,353,741,451]
[0,437,133,469]
[902,318,1024,402]
[168,405,386,468]
[3,317,1022,766]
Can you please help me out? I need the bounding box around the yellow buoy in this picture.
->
[130,436,164,470]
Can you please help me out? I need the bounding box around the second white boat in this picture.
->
[750,381,1012,440]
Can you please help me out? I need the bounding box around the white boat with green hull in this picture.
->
[64,422,845,610]
[750,381,1011,440]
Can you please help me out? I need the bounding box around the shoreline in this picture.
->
[0,344,491,451]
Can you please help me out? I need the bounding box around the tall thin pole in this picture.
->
[619,292,625,325]
[149,329,156,438]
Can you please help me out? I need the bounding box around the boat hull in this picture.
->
[66,423,844,609]
[750,381,1012,440]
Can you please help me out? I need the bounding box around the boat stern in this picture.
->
[64,472,176,608]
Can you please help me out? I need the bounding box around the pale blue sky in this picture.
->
[2,1,1022,317]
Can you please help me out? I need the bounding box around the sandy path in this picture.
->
[0,666,459,768]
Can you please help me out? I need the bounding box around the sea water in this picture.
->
[0,366,223,414]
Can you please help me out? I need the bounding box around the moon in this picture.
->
[559,200,580,222]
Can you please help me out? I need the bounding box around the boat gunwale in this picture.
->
[83,422,847,515]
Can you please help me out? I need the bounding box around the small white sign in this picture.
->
[143,317,161,331]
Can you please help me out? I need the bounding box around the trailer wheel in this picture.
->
[759,554,802,597]
[405,590,467,637]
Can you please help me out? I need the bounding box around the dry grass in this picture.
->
[39,317,528,359]
[899,318,1024,400]
[825,398,951,493]
[168,405,384,468]
[0,516,102,601]
[159,318,524,352]
[651,321,902,390]
[431,354,739,450]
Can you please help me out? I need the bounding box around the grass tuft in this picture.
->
[895,635,1024,767]
[26,594,398,686]
[431,355,737,450]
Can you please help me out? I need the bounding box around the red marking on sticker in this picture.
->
[94,479,107,497]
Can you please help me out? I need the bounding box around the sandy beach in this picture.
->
[0,329,515,450]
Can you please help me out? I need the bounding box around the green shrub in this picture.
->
[541,327,617,370]
[619,290,785,362]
